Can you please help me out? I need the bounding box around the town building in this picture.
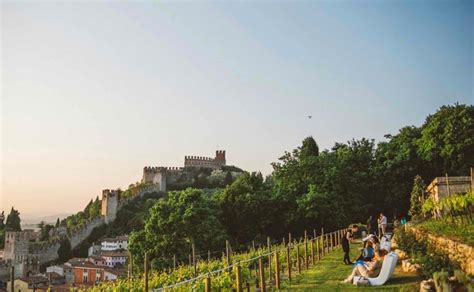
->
[101,251,128,268]
[7,274,49,291]
[46,264,73,283]
[101,235,128,251]
[89,256,106,266]
[69,261,107,285]
[88,244,102,257]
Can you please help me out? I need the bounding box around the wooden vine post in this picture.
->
[304,230,309,269]
[321,228,325,256]
[267,236,272,285]
[330,233,334,251]
[128,252,133,280]
[192,243,197,276]
[286,245,292,281]
[310,239,315,265]
[275,251,281,289]
[235,263,242,292]
[226,240,231,266]
[296,243,301,274]
[205,274,211,292]
[316,235,321,260]
[259,257,266,292]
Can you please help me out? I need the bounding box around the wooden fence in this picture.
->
[151,228,348,291]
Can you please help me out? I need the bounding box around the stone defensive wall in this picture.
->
[28,241,61,265]
[117,183,163,209]
[69,216,105,249]
[0,261,11,281]
[407,225,474,276]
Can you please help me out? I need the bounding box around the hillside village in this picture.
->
[0,150,243,291]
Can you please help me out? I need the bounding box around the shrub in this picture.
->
[394,227,426,256]
[415,253,456,278]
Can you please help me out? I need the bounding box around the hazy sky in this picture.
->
[1,0,473,219]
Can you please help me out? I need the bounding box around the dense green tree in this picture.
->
[224,171,233,186]
[55,218,60,228]
[5,207,21,231]
[217,172,279,244]
[416,104,474,176]
[374,126,423,216]
[57,238,72,263]
[129,188,227,268]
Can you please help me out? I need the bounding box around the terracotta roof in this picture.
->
[46,271,64,279]
[102,235,128,242]
[100,251,128,257]
[70,261,108,269]
[18,274,49,284]
[67,257,89,264]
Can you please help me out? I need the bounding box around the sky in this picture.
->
[1,0,473,219]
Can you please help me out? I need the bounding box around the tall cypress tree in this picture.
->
[5,207,21,231]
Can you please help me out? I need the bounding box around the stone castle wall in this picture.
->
[69,216,106,249]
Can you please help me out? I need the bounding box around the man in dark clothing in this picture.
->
[370,216,378,235]
[342,229,352,264]
[342,225,359,264]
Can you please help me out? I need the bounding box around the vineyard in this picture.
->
[422,191,474,223]
[85,228,348,291]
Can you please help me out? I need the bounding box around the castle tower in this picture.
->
[142,167,167,192]
[101,189,119,224]
[215,150,226,166]
[3,231,35,263]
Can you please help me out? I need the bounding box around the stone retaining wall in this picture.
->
[407,226,474,276]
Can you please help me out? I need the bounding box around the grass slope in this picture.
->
[416,220,474,246]
[283,243,421,291]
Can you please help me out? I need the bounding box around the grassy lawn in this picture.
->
[281,243,422,291]
[415,219,474,246]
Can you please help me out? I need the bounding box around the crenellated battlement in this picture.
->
[184,150,226,170]
[143,166,184,172]
[4,230,36,242]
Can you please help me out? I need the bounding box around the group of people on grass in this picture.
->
[341,213,389,284]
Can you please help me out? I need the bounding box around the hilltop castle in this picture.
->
[0,150,228,281]
[141,150,226,191]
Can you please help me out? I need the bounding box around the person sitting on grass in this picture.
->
[342,246,388,283]
[356,240,375,262]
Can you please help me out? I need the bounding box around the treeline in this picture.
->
[0,207,22,249]
[129,103,474,269]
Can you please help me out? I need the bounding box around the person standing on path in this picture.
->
[366,216,375,235]
[342,225,358,265]
[378,213,387,237]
